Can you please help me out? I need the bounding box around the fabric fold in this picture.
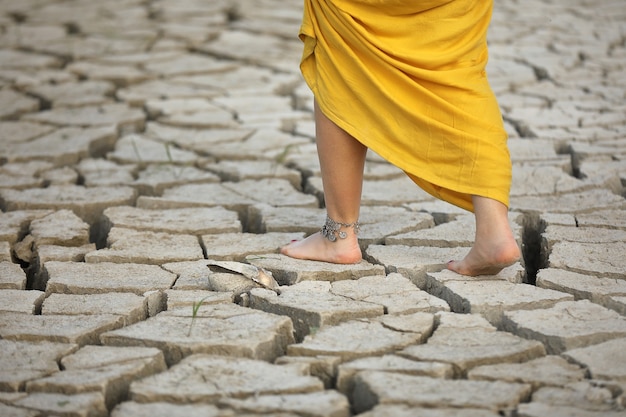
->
[299,0,511,211]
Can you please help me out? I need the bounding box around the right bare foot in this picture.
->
[280,231,362,264]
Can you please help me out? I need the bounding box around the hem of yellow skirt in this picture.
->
[314,99,512,214]
[299,32,510,214]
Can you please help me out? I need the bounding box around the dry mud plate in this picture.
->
[0,0,625,416]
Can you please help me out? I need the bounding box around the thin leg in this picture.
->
[281,101,367,263]
[447,195,521,276]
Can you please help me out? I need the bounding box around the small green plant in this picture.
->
[187,296,211,337]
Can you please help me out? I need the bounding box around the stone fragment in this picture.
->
[0,289,45,314]
[145,97,229,119]
[157,108,236,129]
[287,319,425,362]
[509,189,626,214]
[145,122,254,153]
[27,80,115,108]
[207,271,259,297]
[206,129,310,160]
[0,49,62,70]
[45,261,176,295]
[0,340,78,392]
[164,289,233,309]
[219,391,350,417]
[85,228,203,264]
[198,30,301,72]
[274,355,342,389]
[133,164,220,196]
[330,273,450,315]
[21,103,145,132]
[129,354,323,403]
[29,209,90,247]
[202,232,304,261]
[543,225,626,248]
[0,185,136,224]
[26,345,167,410]
[549,241,626,279]
[107,134,199,166]
[116,79,220,106]
[175,64,300,95]
[66,62,150,87]
[0,89,39,119]
[40,166,79,185]
[501,300,626,354]
[541,212,578,227]
[35,244,96,278]
[512,165,591,196]
[3,125,117,166]
[137,180,317,217]
[307,176,435,207]
[76,158,136,187]
[352,371,531,414]
[365,244,473,288]
[517,403,626,417]
[424,270,573,326]
[435,311,496,330]
[223,178,318,208]
[13,392,107,417]
[144,54,236,77]
[13,235,35,264]
[204,160,302,189]
[536,268,626,314]
[161,260,212,291]
[0,121,55,144]
[576,209,626,230]
[357,405,501,417]
[247,204,327,234]
[249,283,384,340]
[246,254,385,285]
[336,355,454,395]
[507,138,565,162]
[102,303,294,365]
[399,325,545,377]
[357,206,437,247]
[0,241,12,262]
[0,262,27,289]
[42,293,147,325]
[0,311,124,345]
[102,206,240,235]
[0,173,43,189]
[562,338,626,382]
[530,380,623,412]
[0,403,39,417]
[111,401,223,417]
[467,355,585,389]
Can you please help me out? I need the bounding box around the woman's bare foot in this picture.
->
[447,235,521,276]
[280,231,362,264]
[447,195,522,276]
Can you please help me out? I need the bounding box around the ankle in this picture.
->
[321,215,360,242]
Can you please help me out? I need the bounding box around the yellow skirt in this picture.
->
[299,0,512,212]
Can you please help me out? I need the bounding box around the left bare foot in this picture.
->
[280,231,362,264]
[447,237,521,276]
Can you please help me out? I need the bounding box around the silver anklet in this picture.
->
[321,215,360,242]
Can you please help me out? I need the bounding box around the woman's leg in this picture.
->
[281,101,367,264]
[447,195,521,276]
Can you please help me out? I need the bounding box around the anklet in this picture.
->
[321,215,360,242]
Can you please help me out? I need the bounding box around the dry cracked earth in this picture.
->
[0,0,625,416]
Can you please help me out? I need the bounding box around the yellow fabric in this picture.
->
[299,0,512,212]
